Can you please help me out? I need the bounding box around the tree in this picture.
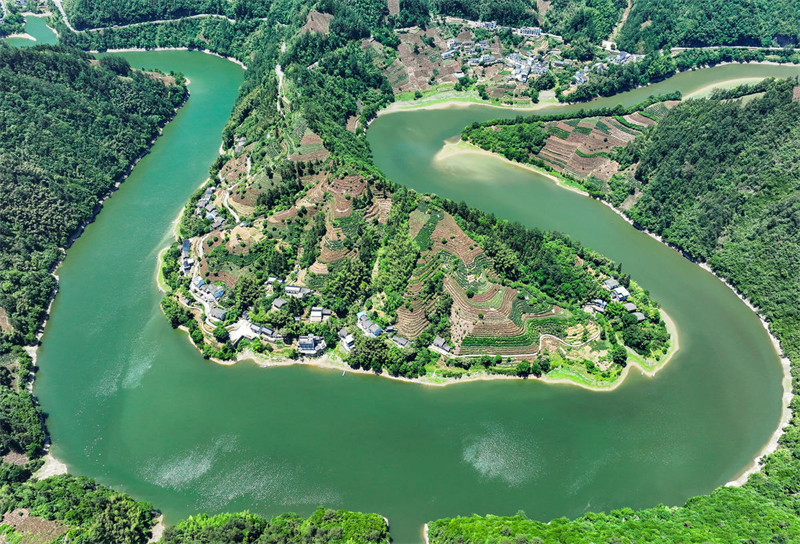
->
[213,324,229,343]
[611,344,627,366]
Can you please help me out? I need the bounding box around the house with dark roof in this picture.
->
[209,307,227,322]
[357,314,382,337]
[392,336,411,348]
[623,302,637,312]
[285,285,312,299]
[633,312,646,322]
[432,336,452,353]
[604,278,619,290]
[272,297,287,311]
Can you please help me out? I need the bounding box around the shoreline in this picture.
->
[181,306,679,392]
[442,133,791,488]
[4,32,36,40]
[379,59,796,118]
[434,139,588,195]
[25,82,190,483]
[89,47,247,70]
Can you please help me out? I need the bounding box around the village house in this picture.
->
[338,327,356,352]
[432,336,452,353]
[272,297,288,311]
[356,312,383,337]
[209,307,227,322]
[392,336,412,348]
[284,285,312,299]
[250,323,283,342]
[623,302,637,312]
[633,312,646,322]
[298,334,326,356]
[603,278,619,290]
[612,286,630,302]
[308,307,332,323]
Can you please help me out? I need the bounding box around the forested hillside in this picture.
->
[617,0,800,52]
[159,509,389,543]
[0,44,189,544]
[621,79,800,362]
[0,45,185,351]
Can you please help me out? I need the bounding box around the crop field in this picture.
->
[413,209,445,251]
[430,213,483,265]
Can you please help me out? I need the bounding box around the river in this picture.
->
[6,19,799,543]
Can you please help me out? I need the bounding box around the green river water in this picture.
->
[7,19,800,543]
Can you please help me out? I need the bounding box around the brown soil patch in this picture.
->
[300,132,323,146]
[408,209,429,239]
[2,451,27,466]
[793,86,800,101]
[300,10,333,35]
[225,225,262,256]
[1,509,67,544]
[309,261,329,275]
[144,71,176,86]
[0,307,12,332]
[289,149,330,162]
[387,0,400,16]
[537,0,551,17]
[625,112,656,128]
[346,115,359,132]
[431,214,484,265]
[219,155,249,185]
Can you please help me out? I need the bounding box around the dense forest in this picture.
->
[542,0,627,44]
[0,45,186,352]
[159,508,389,543]
[621,79,800,365]
[617,0,800,53]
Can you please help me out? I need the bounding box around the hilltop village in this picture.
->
[359,14,643,105]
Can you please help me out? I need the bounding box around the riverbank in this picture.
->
[3,33,36,40]
[379,91,556,117]
[179,306,678,392]
[34,453,68,479]
[447,129,792,487]
[90,47,247,70]
[434,139,588,194]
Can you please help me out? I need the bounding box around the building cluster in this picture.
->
[504,53,549,82]
[589,278,646,322]
[298,334,326,356]
[190,275,228,321]
[194,186,224,230]
[442,37,496,64]
[608,51,643,65]
[357,312,383,338]
[180,239,195,275]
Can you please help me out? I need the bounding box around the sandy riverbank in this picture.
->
[434,139,588,196]
[379,94,555,117]
[683,77,767,99]
[4,33,36,40]
[34,453,68,479]
[148,515,165,544]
